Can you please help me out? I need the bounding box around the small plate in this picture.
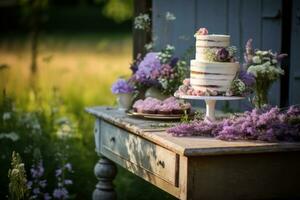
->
[127,110,193,120]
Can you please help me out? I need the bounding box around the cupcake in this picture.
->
[132,99,144,113]
[157,104,172,114]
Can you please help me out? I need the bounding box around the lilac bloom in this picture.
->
[64,179,73,185]
[53,188,69,199]
[55,169,62,177]
[111,79,134,94]
[239,70,255,86]
[64,163,72,171]
[167,106,300,142]
[134,52,161,84]
[170,57,179,68]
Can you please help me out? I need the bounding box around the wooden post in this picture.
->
[93,157,117,200]
[133,0,152,58]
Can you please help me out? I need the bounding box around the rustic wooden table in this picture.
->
[86,106,300,200]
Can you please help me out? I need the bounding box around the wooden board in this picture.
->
[101,120,178,185]
[86,107,300,157]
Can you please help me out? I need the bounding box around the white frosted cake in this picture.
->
[190,28,239,92]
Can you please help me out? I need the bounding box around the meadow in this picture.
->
[0,32,175,199]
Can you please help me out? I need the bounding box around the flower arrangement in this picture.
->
[130,45,188,96]
[167,105,300,142]
[244,39,287,108]
[202,46,237,62]
[111,79,134,94]
[174,69,255,97]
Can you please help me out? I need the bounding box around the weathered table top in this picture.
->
[86,106,300,157]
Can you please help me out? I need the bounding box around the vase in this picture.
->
[252,79,271,109]
[116,93,133,111]
[144,87,170,100]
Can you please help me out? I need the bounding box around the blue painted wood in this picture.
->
[152,0,196,57]
[289,0,300,105]
[261,0,282,106]
[195,0,228,34]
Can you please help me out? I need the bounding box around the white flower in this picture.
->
[144,42,154,51]
[272,59,278,64]
[0,132,19,142]
[165,12,176,21]
[256,50,263,55]
[134,13,151,30]
[3,112,11,121]
[252,56,261,64]
[262,51,269,56]
[166,44,175,51]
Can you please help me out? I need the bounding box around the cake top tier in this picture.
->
[195,34,230,40]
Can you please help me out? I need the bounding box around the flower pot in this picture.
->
[116,93,133,111]
[145,87,170,100]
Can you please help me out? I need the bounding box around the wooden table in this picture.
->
[86,106,300,200]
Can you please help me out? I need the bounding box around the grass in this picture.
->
[0,32,176,199]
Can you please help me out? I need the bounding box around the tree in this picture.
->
[19,0,48,74]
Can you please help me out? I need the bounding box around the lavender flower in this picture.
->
[27,161,51,200]
[216,48,230,62]
[239,70,255,86]
[167,106,300,142]
[53,188,68,199]
[53,163,73,200]
[133,52,161,85]
[170,57,179,68]
[111,79,134,94]
[130,53,142,74]
[244,38,254,67]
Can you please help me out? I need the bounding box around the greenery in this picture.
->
[8,152,29,200]
[0,32,176,199]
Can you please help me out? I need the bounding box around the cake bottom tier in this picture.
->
[190,60,239,92]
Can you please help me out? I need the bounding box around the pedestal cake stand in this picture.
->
[179,95,245,121]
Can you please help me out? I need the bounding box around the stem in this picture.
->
[30,25,39,74]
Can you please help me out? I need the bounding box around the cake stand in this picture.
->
[180,95,245,121]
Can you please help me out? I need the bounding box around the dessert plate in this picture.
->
[126,110,193,120]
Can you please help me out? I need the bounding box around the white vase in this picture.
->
[116,93,133,111]
[144,87,170,100]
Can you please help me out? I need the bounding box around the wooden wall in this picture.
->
[289,0,300,105]
[152,0,299,109]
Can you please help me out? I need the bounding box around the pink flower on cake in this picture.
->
[183,78,190,86]
[196,28,208,35]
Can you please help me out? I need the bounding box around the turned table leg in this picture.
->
[93,156,117,200]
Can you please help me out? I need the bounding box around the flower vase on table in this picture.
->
[243,39,287,109]
[145,87,170,100]
[111,79,134,111]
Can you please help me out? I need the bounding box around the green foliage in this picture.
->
[19,0,49,27]
[0,33,177,199]
[102,0,133,23]
[8,152,28,200]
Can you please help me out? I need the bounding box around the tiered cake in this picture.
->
[190,28,239,92]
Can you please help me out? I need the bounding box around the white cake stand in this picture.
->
[180,95,245,121]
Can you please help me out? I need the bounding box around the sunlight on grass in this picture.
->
[0,33,132,107]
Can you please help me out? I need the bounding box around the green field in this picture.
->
[0,32,175,199]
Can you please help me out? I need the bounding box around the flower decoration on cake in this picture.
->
[111,79,134,94]
[195,27,208,35]
[216,48,230,62]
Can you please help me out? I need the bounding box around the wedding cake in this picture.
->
[190,28,239,92]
